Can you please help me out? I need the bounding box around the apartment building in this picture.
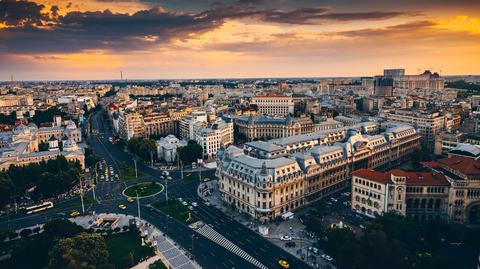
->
[386,109,446,149]
[216,124,420,222]
[196,120,233,159]
[118,111,144,140]
[117,111,177,140]
[143,113,177,138]
[234,114,343,141]
[251,93,294,116]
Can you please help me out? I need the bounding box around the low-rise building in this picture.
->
[156,135,187,163]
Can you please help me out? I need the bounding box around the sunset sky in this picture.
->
[1,0,480,80]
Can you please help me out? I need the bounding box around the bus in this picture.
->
[25,202,54,215]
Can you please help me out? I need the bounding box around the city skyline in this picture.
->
[1,0,480,80]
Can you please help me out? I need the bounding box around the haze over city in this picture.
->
[1,0,480,80]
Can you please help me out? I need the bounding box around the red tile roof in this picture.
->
[421,161,440,169]
[404,171,450,186]
[253,93,290,98]
[353,168,450,186]
[437,156,480,175]
[353,168,392,184]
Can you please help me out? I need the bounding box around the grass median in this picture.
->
[118,162,147,181]
[124,182,163,198]
[153,200,198,225]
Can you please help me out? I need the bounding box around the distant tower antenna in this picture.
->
[120,71,123,81]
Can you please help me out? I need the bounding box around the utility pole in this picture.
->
[150,151,153,167]
[92,183,96,201]
[134,159,138,179]
[79,175,85,215]
[181,160,184,180]
[191,234,195,257]
[136,190,141,220]
[165,176,168,203]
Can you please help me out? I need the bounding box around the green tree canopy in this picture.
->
[48,233,113,269]
[43,219,84,239]
[177,140,203,163]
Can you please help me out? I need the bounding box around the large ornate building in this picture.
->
[0,120,84,170]
[250,93,294,116]
[234,114,343,141]
[216,124,420,222]
[351,156,480,224]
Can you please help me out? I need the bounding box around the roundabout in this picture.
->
[122,182,164,198]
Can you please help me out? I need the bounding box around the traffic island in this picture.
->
[153,200,199,225]
[123,182,164,198]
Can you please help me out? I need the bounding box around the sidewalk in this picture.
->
[198,180,321,266]
[130,255,160,269]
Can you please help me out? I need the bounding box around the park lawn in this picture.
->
[124,182,163,198]
[118,163,147,181]
[154,200,199,225]
[105,230,155,269]
[149,260,168,269]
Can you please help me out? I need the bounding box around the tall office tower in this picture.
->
[374,76,394,97]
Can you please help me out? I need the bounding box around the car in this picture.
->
[280,235,292,241]
[321,254,334,262]
[127,197,134,203]
[191,202,198,207]
[278,260,289,268]
[204,202,211,206]
[330,197,338,203]
[188,205,194,210]
[178,198,184,202]
[69,211,80,217]
[118,204,127,210]
[359,224,365,229]
[182,201,188,206]
[308,247,319,254]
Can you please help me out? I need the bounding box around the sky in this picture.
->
[0,0,480,81]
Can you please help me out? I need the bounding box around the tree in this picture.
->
[48,233,113,269]
[0,173,14,206]
[31,107,66,126]
[177,140,203,163]
[0,112,16,125]
[43,219,84,239]
[127,137,157,162]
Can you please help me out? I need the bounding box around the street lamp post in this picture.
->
[79,175,85,215]
[136,190,141,220]
[191,234,195,257]
[134,159,138,179]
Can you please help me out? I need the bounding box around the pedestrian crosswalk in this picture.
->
[195,224,269,269]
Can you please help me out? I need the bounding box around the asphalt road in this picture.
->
[0,109,311,269]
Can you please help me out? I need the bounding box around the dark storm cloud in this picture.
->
[0,0,414,54]
[0,0,48,26]
[0,3,221,54]
[198,2,415,25]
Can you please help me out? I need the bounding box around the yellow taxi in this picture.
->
[278,260,289,268]
[69,211,81,217]
[118,204,127,210]
[127,197,134,203]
